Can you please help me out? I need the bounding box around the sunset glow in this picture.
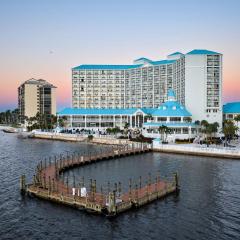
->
[0,0,240,111]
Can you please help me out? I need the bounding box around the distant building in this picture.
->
[223,102,240,134]
[72,49,222,125]
[18,78,57,121]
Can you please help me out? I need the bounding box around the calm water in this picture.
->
[0,131,240,240]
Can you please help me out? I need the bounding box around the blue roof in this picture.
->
[223,102,240,114]
[58,108,157,116]
[152,100,191,117]
[59,103,191,117]
[59,90,191,117]
[167,89,176,98]
[134,57,151,62]
[186,49,221,55]
[73,50,221,70]
[168,52,183,56]
[143,122,196,127]
[73,60,176,70]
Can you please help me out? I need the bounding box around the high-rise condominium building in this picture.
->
[18,78,57,121]
[72,49,222,124]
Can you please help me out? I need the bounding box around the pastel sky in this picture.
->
[0,0,240,111]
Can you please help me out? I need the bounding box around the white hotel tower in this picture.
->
[72,49,222,124]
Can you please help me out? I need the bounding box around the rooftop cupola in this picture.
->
[167,89,176,101]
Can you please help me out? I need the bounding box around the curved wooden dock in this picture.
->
[20,143,179,216]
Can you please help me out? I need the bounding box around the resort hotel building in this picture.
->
[58,90,198,140]
[57,49,226,139]
[71,49,223,124]
[18,78,57,122]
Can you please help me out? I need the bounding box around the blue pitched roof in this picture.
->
[152,101,191,117]
[58,104,191,117]
[134,57,151,62]
[168,52,183,56]
[223,102,240,114]
[186,49,221,55]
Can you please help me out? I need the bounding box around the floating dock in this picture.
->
[21,143,179,216]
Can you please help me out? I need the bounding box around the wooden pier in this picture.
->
[21,143,179,216]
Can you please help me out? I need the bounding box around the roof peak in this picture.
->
[168,52,183,56]
[186,49,221,55]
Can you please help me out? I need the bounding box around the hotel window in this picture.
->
[170,117,181,122]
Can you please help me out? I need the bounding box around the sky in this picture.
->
[0,0,240,111]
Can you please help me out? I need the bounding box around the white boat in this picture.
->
[3,127,18,133]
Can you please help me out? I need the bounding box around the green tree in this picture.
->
[58,116,67,127]
[222,120,238,145]
[106,128,113,135]
[184,117,192,123]
[158,125,166,141]
[194,120,200,125]
[145,114,153,121]
[164,126,171,142]
[234,115,240,129]
[158,125,171,142]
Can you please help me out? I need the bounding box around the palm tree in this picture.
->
[200,120,209,139]
[164,127,171,142]
[145,114,153,121]
[5,110,11,123]
[194,120,200,125]
[123,122,129,137]
[234,115,240,131]
[184,117,192,123]
[158,125,166,141]
[49,114,57,129]
[58,116,67,128]
[222,120,239,145]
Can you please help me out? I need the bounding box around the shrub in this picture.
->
[88,135,94,141]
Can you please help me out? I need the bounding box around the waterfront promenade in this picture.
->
[32,131,130,145]
[31,131,240,159]
[153,142,240,159]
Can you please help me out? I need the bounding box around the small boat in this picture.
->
[3,127,18,133]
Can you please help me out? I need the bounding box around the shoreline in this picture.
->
[33,132,240,160]
[8,131,240,160]
[31,131,130,145]
[153,144,240,160]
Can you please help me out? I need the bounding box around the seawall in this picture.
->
[153,144,240,159]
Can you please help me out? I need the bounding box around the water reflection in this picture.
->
[0,131,240,240]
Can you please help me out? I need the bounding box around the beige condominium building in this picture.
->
[18,78,57,121]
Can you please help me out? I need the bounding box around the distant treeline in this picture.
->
[0,109,19,125]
